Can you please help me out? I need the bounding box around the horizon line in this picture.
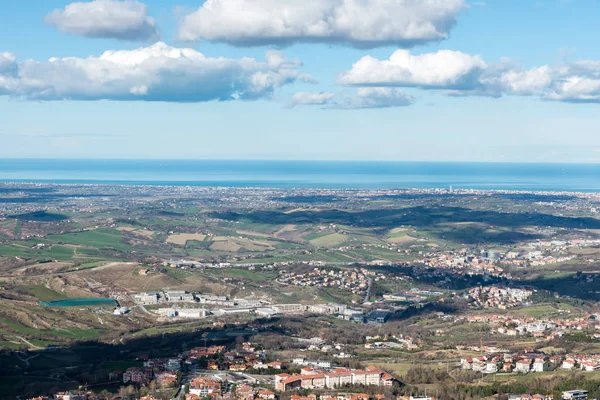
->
[0,158,600,165]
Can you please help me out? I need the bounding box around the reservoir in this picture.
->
[40,298,116,307]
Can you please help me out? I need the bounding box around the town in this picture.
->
[1,183,600,400]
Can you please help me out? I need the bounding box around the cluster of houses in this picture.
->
[506,394,554,400]
[187,377,224,398]
[274,366,396,391]
[186,380,277,400]
[416,238,600,275]
[464,286,533,309]
[191,342,285,372]
[507,391,589,400]
[26,387,592,400]
[119,356,182,385]
[461,352,600,374]
[560,355,600,372]
[383,288,443,304]
[416,249,507,278]
[276,267,378,296]
[363,334,421,351]
[111,346,225,387]
[461,313,600,339]
[513,253,575,267]
[288,393,370,400]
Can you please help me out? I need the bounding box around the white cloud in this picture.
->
[544,61,600,102]
[496,66,553,95]
[0,53,19,95]
[45,0,158,41]
[178,0,465,48]
[0,43,311,102]
[338,49,486,89]
[339,49,600,103]
[289,88,413,109]
[546,76,600,102]
[290,92,335,107]
[336,87,414,109]
[0,52,16,73]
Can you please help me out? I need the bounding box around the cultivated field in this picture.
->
[166,233,207,245]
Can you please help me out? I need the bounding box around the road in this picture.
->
[15,350,39,367]
[136,303,154,316]
[364,277,373,303]
[172,384,185,400]
[12,335,42,351]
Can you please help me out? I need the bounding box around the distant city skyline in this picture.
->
[2,0,600,162]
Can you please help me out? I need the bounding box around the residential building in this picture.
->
[515,359,532,373]
[275,366,395,391]
[562,359,576,370]
[532,358,549,372]
[189,377,222,397]
[123,367,151,384]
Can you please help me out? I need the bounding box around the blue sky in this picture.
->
[1,0,600,162]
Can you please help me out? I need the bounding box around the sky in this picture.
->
[1,0,600,162]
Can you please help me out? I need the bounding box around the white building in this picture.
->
[134,292,161,305]
[532,359,548,372]
[166,358,182,371]
[164,290,195,302]
[514,359,532,373]
[562,359,577,370]
[198,295,235,306]
[113,307,130,315]
[255,308,278,318]
[272,304,307,314]
[177,308,206,319]
[485,362,498,373]
[156,308,177,317]
[562,390,588,399]
[580,361,599,372]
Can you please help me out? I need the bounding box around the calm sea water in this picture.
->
[0,159,599,192]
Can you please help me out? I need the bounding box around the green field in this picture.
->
[222,268,276,281]
[46,228,130,251]
[302,232,331,241]
[0,317,103,341]
[14,285,67,302]
[512,304,559,318]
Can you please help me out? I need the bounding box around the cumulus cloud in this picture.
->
[289,91,335,107]
[178,0,465,48]
[338,50,486,89]
[544,61,600,102]
[335,88,414,109]
[495,66,553,96]
[0,53,16,72]
[338,49,600,102]
[0,43,312,102]
[0,53,17,93]
[45,0,158,41]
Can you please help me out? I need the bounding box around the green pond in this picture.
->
[40,298,116,307]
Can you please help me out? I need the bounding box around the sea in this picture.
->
[0,159,599,192]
